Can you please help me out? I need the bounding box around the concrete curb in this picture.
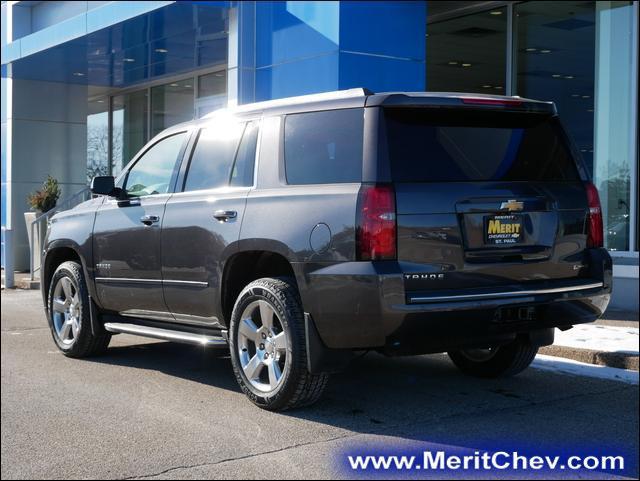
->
[540,345,639,371]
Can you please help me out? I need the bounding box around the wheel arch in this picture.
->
[220,249,299,328]
[42,240,93,306]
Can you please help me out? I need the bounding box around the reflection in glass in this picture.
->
[198,71,226,98]
[593,1,634,251]
[196,71,227,117]
[87,98,109,183]
[151,79,195,137]
[427,7,507,93]
[112,90,148,177]
[515,1,596,175]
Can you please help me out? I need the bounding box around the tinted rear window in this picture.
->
[385,109,579,182]
[285,108,363,185]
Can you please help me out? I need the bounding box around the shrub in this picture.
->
[27,176,61,213]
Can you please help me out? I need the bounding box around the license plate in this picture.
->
[485,214,523,245]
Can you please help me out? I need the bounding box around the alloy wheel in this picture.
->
[237,300,288,392]
[51,276,81,346]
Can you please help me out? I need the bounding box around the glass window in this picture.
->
[196,71,227,117]
[593,1,635,251]
[230,121,259,187]
[284,109,364,185]
[198,71,226,98]
[87,98,109,183]
[385,109,578,183]
[112,90,148,177]
[427,7,507,93]
[151,79,195,137]
[183,120,245,191]
[124,133,187,197]
[515,0,637,252]
[515,1,596,174]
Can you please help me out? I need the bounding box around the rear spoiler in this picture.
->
[365,93,556,115]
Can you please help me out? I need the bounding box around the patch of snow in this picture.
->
[532,354,639,385]
[553,324,638,354]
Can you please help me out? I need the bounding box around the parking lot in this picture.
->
[1,289,638,479]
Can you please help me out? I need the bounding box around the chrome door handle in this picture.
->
[140,214,160,225]
[214,210,237,222]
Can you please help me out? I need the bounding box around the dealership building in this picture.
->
[1,1,638,310]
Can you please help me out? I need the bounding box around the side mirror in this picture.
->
[91,176,119,197]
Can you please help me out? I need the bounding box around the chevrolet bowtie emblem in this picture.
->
[500,200,524,212]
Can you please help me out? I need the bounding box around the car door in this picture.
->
[93,131,190,319]
[161,119,259,326]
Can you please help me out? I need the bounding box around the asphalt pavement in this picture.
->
[1,289,638,480]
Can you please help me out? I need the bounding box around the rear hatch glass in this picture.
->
[385,108,579,183]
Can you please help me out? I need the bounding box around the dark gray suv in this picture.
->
[42,89,612,410]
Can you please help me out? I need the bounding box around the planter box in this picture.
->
[24,211,46,277]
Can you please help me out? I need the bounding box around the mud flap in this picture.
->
[527,327,555,347]
[305,313,354,374]
[88,296,104,337]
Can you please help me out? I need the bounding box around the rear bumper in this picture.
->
[299,248,612,353]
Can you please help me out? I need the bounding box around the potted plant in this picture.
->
[25,176,61,274]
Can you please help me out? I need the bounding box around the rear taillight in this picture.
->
[585,182,603,248]
[356,184,397,260]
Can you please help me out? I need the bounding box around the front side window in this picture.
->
[284,108,364,185]
[124,132,187,197]
[183,119,245,191]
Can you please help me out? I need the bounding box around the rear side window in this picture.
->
[385,109,579,182]
[230,120,259,187]
[285,108,364,185]
[184,120,244,191]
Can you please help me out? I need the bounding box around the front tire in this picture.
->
[229,277,329,411]
[448,336,538,378]
[47,261,111,358]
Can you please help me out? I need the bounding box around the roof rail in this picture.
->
[201,87,374,119]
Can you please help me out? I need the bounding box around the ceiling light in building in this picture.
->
[462,63,472,67]
[525,48,537,52]
[494,86,503,90]
[482,85,492,88]
[490,10,502,15]
[72,72,85,76]
[552,74,561,78]
[540,49,552,54]
[582,95,591,99]
[448,61,458,65]
[587,109,594,112]
[155,48,168,53]
[123,58,135,62]
[185,85,192,88]
[571,94,580,97]
[170,83,179,87]
[564,75,574,79]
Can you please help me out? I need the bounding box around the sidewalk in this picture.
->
[540,311,639,371]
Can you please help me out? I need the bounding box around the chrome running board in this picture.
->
[104,322,227,348]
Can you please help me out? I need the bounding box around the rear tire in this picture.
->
[448,336,538,378]
[229,277,329,411]
[47,261,111,358]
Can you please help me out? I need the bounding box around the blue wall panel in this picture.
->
[256,51,339,101]
[255,1,339,68]
[338,52,425,93]
[247,0,426,102]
